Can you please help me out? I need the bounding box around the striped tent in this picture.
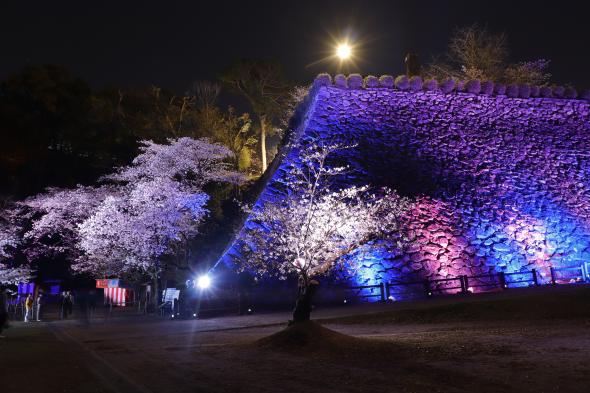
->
[103,287,128,306]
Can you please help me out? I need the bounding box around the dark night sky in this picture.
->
[2,1,589,92]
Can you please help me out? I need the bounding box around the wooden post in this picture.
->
[461,275,469,294]
[385,282,391,301]
[498,272,507,289]
[550,266,556,285]
[379,283,385,302]
[531,269,539,286]
[423,280,432,298]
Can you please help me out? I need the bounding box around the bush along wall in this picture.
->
[313,74,590,103]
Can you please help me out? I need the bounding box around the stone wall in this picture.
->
[222,77,590,299]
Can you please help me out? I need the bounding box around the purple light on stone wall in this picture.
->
[223,82,590,302]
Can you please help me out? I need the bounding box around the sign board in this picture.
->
[96,279,120,289]
[163,288,180,303]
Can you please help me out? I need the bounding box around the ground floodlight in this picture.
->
[197,274,211,289]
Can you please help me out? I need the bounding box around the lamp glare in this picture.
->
[336,43,351,60]
[197,275,211,289]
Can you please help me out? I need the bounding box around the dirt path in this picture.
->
[2,286,590,392]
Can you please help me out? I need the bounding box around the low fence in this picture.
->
[344,263,590,304]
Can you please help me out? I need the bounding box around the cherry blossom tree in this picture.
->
[8,137,242,298]
[75,178,210,303]
[18,185,117,262]
[75,138,243,306]
[239,142,410,323]
[0,222,30,284]
[104,137,245,186]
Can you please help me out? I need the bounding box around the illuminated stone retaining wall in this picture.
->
[224,77,590,298]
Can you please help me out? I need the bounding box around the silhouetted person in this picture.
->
[24,294,33,322]
[61,291,73,319]
[35,293,43,321]
[88,289,97,320]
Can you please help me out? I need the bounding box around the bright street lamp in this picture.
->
[197,275,211,289]
[336,43,352,60]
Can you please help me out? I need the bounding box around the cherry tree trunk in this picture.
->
[151,275,159,312]
[291,280,319,324]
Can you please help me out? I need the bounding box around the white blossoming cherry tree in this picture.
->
[76,138,244,308]
[0,221,30,284]
[240,141,409,323]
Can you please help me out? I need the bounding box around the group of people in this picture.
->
[23,293,43,322]
[60,291,74,319]
[22,290,74,322]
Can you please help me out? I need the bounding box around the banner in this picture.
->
[96,279,120,288]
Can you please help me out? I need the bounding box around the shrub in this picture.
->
[379,75,394,88]
[540,86,552,98]
[506,84,519,98]
[519,84,531,99]
[440,79,456,93]
[564,87,577,99]
[465,79,481,94]
[582,90,590,101]
[347,73,363,89]
[334,74,347,88]
[364,75,379,88]
[409,76,423,91]
[394,75,410,90]
[553,86,565,98]
[481,81,494,95]
[494,83,506,95]
[456,80,466,92]
[423,78,438,91]
[314,73,332,87]
[530,86,540,97]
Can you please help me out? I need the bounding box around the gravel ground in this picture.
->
[1,285,589,393]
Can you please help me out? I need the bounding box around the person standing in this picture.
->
[35,293,43,321]
[62,291,73,319]
[24,294,33,322]
[60,291,66,319]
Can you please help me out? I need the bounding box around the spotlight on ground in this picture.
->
[197,274,211,289]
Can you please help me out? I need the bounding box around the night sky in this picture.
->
[2,1,589,91]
